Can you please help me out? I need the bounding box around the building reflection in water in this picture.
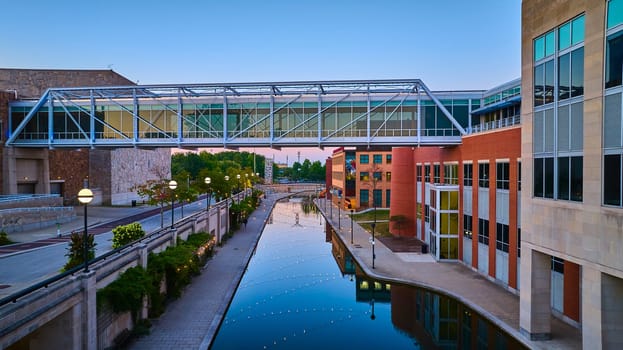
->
[329,225,527,350]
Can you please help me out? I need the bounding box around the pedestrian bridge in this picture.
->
[6,80,483,149]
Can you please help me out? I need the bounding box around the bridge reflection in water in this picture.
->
[209,198,526,349]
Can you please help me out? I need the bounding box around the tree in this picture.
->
[112,223,146,249]
[63,231,96,271]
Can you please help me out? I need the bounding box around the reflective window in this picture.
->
[559,22,571,50]
[608,0,623,29]
[373,154,382,164]
[360,154,369,164]
[496,223,509,253]
[496,163,510,190]
[373,172,382,181]
[478,163,489,188]
[360,189,369,205]
[571,15,585,45]
[434,164,440,183]
[386,154,392,164]
[463,214,473,239]
[606,31,623,88]
[558,53,570,100]
[425,164,431,182]
[416,165,422,182]
[373,189,382,207]
[534,36,545,61]
[604,154,622,206]
[478,219,489,245]
[571,47,584,97]
[463,163,473,187]
[360,172,369,181]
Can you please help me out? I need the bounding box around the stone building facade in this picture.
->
[0,69,171,205]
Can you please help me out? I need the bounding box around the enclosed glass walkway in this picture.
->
[6,79,483,149]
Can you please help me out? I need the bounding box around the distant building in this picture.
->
[0,68,170,205]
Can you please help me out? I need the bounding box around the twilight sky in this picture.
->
[0,0,521,164]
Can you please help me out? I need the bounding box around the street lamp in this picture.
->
[204,177,211,211]
[169,180,178,228]
[77,188,93,272]
[350,209,354,244]
[236,174,241,203]
[245,173,249,194]
[225,175,230,233]
[338,195,341,230]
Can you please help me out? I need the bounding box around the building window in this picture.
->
[444,164,458,185]
[518,161,522,191]
[496,162,510,190]
[385,172,391,181]
[478,163,489,188]
[607,31,623,89]
[463,214,473,239]
[360,154,369,164]
[373,172,382,182]
[417,165,422,182]
[360,172,369,181]
[373,189,382,207]
[425,165,431,182]
[464,163,473,187]
[433,164,440,183]
[608,0,623,30]
[478,218,489,245]
[496,223,509,252]
[373,154,382,164]
[360,189,369,205]
[534,16,584,202]
[425,204,430,223]
[386,154,392,164]
[604,154,622,206]
[551,257,564,273]
[386,189,391,207]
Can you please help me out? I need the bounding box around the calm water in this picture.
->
[210,198,526,350]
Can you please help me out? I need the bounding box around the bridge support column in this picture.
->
[81,270,97,350]
[136,242,150,319]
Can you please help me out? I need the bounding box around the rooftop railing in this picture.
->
[467,115,521,134]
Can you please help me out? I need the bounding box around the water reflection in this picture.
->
[210,200,526,350]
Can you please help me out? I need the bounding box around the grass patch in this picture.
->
[350,209,390,222]
[358,222,391,237]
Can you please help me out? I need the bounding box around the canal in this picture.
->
[210,198,526,349]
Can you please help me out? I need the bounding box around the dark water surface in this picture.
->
[210,198,525,349]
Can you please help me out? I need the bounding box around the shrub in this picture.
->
[97,266,153,317]
[0,231,13,246]
[63,231,96,271]
[112,222,146,249]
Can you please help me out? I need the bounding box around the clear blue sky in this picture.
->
[0,0,521,163]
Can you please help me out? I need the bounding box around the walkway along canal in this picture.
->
[210,197,527,349]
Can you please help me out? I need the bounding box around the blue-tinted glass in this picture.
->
[606,32,623,88]
[360,154,369,164]
[544,157,554,198]
[559,22,571,50]
[558,157,570,200]
[360,189,369,204]
[604,154,621,206]
[608,0,623,29]
[545,31,556,57]
[545,60,555,104]
[571,47,584,97]
[558,54,570,100]
[534,158,544,198]
[534,64,544,106]
[570,156,583,202]
[534,36,545,61]
[571,15,585,45]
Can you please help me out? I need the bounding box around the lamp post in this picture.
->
[77,188,93,272]
[225,175,230,233]
[338,195,341,230]
[245,173,249,195]
[236,174,241,203]
[169,180,177,228]
[204,177,211,211]
[350,209,354,244]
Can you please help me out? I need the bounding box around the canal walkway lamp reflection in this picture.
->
[169,180,177,228]
[77,188,93,272]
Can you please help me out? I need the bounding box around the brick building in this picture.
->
[0,68,170,205]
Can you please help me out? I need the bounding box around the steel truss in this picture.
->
[6,79,482,149]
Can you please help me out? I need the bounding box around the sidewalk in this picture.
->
[317,198,581,350]
[129,192,286,350]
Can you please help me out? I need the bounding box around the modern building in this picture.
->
[330,147,393,210]
[520,0,623,347]
[0,69,170,205]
